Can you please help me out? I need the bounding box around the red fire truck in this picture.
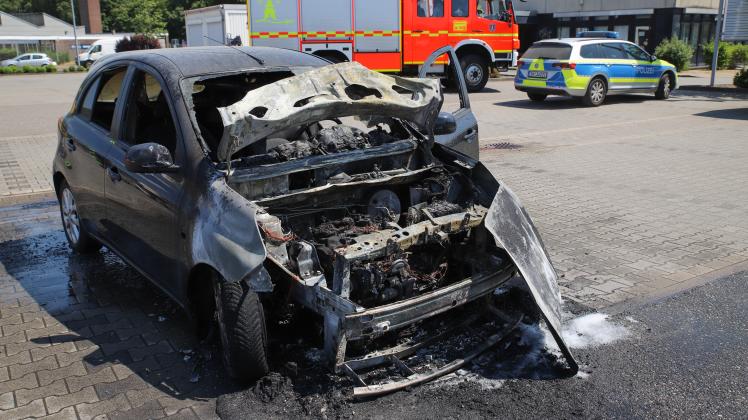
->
[246,0,519,91]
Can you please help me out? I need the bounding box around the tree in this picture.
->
[101,0,168,34]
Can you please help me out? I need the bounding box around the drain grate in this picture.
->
[481,142,523,150]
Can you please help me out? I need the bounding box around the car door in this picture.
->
[31,54,44,66]
[620,42,659,89]
[419,45,479,159]
[16,54,31,66]
[599,42,636,90]
[60,66,127,236]
[102,64,183,298]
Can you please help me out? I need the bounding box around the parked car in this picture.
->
[54,46,576,393]
[1,53,57,67]
[514,36,678,106]
[77,38,122,68]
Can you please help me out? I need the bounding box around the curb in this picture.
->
[678,85,748,94]
[0,191,56,207]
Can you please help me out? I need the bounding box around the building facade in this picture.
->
[514,0,720,64]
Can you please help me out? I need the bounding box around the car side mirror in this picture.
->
[650,55,657,61]
[124,143,178,173]
[434,112,457,135]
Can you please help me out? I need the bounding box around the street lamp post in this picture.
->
[710,0,726,87]
[70,0,81,66]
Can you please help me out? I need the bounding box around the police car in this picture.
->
[514,32,677,106]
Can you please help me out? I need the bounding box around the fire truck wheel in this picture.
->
[460,54,489,92]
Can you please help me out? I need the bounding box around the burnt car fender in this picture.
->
[190,178,269,289]
[434,144,578,373]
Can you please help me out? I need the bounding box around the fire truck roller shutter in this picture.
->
[301,0,352,41]
[354,0,400,53]
[248,0,299,49]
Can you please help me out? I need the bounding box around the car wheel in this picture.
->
[583,77,607,106]
[655,73,672,99]
[83,61,92,69]
[58,180,101,253]
[527,93,547,102]
[460,54,489,92]
[214,276,269,383]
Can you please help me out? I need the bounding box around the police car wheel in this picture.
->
[460,54,489,92]
[655,74,672,99]
[527,93,547,102]
[583,78,607,107]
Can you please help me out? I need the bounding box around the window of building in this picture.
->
[452,0,468,17]
[614,25,629,41]
[558,26,571,38]
[417,0,444,17]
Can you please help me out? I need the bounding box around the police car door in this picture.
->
[419,46,479,159]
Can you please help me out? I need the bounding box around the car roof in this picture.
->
[532,38,634,46]
[94,46,329,78]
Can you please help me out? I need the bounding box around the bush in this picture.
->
[45,65,57,73]
[703,41,733,69]
[735,68,748,88]
[0,67,8,74]
[0,48,17,61]
[115,35,161,52]
[21,65,34,73]
[42,50,70,65]
[654,37,693,72]
[68,64,78,72]
[730,44,748,68]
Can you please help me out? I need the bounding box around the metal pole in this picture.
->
[70,0,81,66]
[710,0,726,87]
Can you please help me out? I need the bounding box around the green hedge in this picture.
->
[735,68,748,88]
[703,42,748,69]
[0,48,17,61]
[654,37,693,72]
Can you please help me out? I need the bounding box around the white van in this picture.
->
[78,38,122,67]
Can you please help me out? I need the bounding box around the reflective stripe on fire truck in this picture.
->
[250,30,401,38]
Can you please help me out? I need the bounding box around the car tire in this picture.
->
[58,180,102,253]
[527,93,547,102]
[582,77,607,106]
[215,277,269,383]
[459,54,489,92]
[655,73,673,99]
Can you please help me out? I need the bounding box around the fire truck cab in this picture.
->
[247,0,519,92]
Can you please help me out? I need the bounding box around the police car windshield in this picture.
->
[521,43,572,60]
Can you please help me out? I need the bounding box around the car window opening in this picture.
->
[123,70,178,156]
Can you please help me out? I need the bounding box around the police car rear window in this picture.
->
[521,43,572,60]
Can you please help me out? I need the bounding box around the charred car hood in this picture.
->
[215,62,442,161]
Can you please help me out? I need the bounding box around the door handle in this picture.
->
[65,138,76,151]
[107,167,121,182]
[464,128,478,143]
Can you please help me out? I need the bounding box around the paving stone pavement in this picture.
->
[0,136,56,198]
[0,203,234,419]
[0,76,747,418]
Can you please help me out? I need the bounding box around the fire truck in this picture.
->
[246,0,519,91]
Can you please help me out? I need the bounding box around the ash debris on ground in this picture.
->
[216,282,637,419]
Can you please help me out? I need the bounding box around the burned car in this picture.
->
[53,46,576,396]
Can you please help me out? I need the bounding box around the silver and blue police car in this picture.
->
[514,32,678,106]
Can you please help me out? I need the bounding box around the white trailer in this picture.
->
[184,4,249,47]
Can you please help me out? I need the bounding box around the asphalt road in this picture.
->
[217,272,748,419]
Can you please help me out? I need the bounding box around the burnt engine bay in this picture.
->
[230,121,510,308]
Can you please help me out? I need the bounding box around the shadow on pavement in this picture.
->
[494,94,650,110]
[0,203,239,407]
[694,108,748,121]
